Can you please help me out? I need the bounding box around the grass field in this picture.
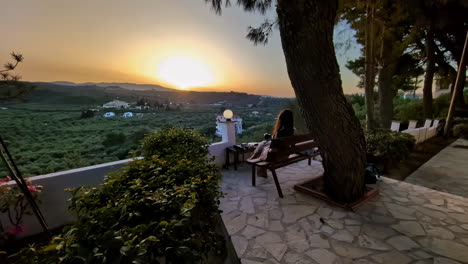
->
[0,102,284,177]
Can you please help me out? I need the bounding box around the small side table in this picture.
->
[224,145,255,170]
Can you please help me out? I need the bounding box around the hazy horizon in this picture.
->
[2,0,362,97]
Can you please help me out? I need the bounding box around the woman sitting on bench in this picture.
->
[247,109,294,177]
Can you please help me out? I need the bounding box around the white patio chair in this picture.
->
[390,121,401,132]
[420,119,433,142]
[407,120,418,130]
[402,120,420,143]
[427,119,440,139]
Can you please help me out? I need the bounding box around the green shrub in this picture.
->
[394,99,423,122]
[453,123,468,139]
[141,127,209,161]
[365,129,416,162]
[11,129,224,263]
[102,132,126,147]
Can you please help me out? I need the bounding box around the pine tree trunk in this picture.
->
[364,0,376,130]
[276,0,366,203]
[378,32,397,129]
[423,24,435,118]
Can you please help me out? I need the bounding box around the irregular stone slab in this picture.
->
[345,219,361,225]
[220,200,239,215]
[282,205,316,223]
[346,225,361,237]
[320,225,335,235]
[361,224,397,239]
[358,235,390,251]
[269,208,282,220]
[240,196,255,214]
[331,230,354,243]
[423,225,455,240]
[282,252,313,264]
[449,213,468,223]
[413,206,447,220]
[263,243,287,262]
[268,220,284,231]
[306,249,340,264]
[332,241,373,259]
[386,202,416,219]
[287,239,310,253]
[298,218,315,236]
[391,221,426,237]
[227,212,247,234]
[371,251,412,264]
[255,232,282,245]
[241,259,264,264]
[448,225,468,234]
[285,226,307,242]
[447,203,465,213]
[317,207,332,218]
[434,257,462,264]
[371,215,396,224]
[330,210,347,219]
[327,219,344,229]
[245,246,267,259]
[386,235,420,251]
[247,212,269,228]
[411,250,432,259]
[428,198,445,206]
[231,236,248,256]
[307,214,323,230]
[241,225,266,240]
[426,238,468,262]
[309,233,330,248]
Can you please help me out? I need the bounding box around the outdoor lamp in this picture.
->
[223,109,233,121]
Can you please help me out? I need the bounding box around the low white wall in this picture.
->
[1,159,132,237]
[1,122,238,237]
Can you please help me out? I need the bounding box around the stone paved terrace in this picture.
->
[405,139,468,198]
[220,160,468,264]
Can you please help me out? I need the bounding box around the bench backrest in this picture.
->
[267,134,318,161]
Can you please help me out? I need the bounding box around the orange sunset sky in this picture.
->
[1,0,361,97]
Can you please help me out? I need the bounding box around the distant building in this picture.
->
[122,112,133,118]
[215,114,243,137]
[103,112,115,118]
[102,100,130,109]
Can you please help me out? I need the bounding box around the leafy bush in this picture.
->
[394,99,423,123]
[453,123,468,139]
[80,109,94,119]
[141,127,210,161]
[365,129,416,162]
[102,132,126,148]
[11,128,224,263]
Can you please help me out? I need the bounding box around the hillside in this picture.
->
[50,81,174,92]
[20,82,287,107]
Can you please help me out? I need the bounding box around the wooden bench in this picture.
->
[246,134,320,198]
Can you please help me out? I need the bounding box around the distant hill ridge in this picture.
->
[50,81,174,92]
[23,82,287,107]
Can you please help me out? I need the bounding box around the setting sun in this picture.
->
[156,56,215,89]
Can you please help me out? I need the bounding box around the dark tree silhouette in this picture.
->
[205,0,366,202]
[0,52,34,101]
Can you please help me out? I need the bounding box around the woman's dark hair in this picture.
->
[272,109,294,138]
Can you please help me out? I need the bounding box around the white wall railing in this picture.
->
[1,121,238,237]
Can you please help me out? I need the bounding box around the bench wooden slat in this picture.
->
[248,134,320,198]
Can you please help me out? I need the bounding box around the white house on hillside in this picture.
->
[102,100,130,109]
[215,114,243,137]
